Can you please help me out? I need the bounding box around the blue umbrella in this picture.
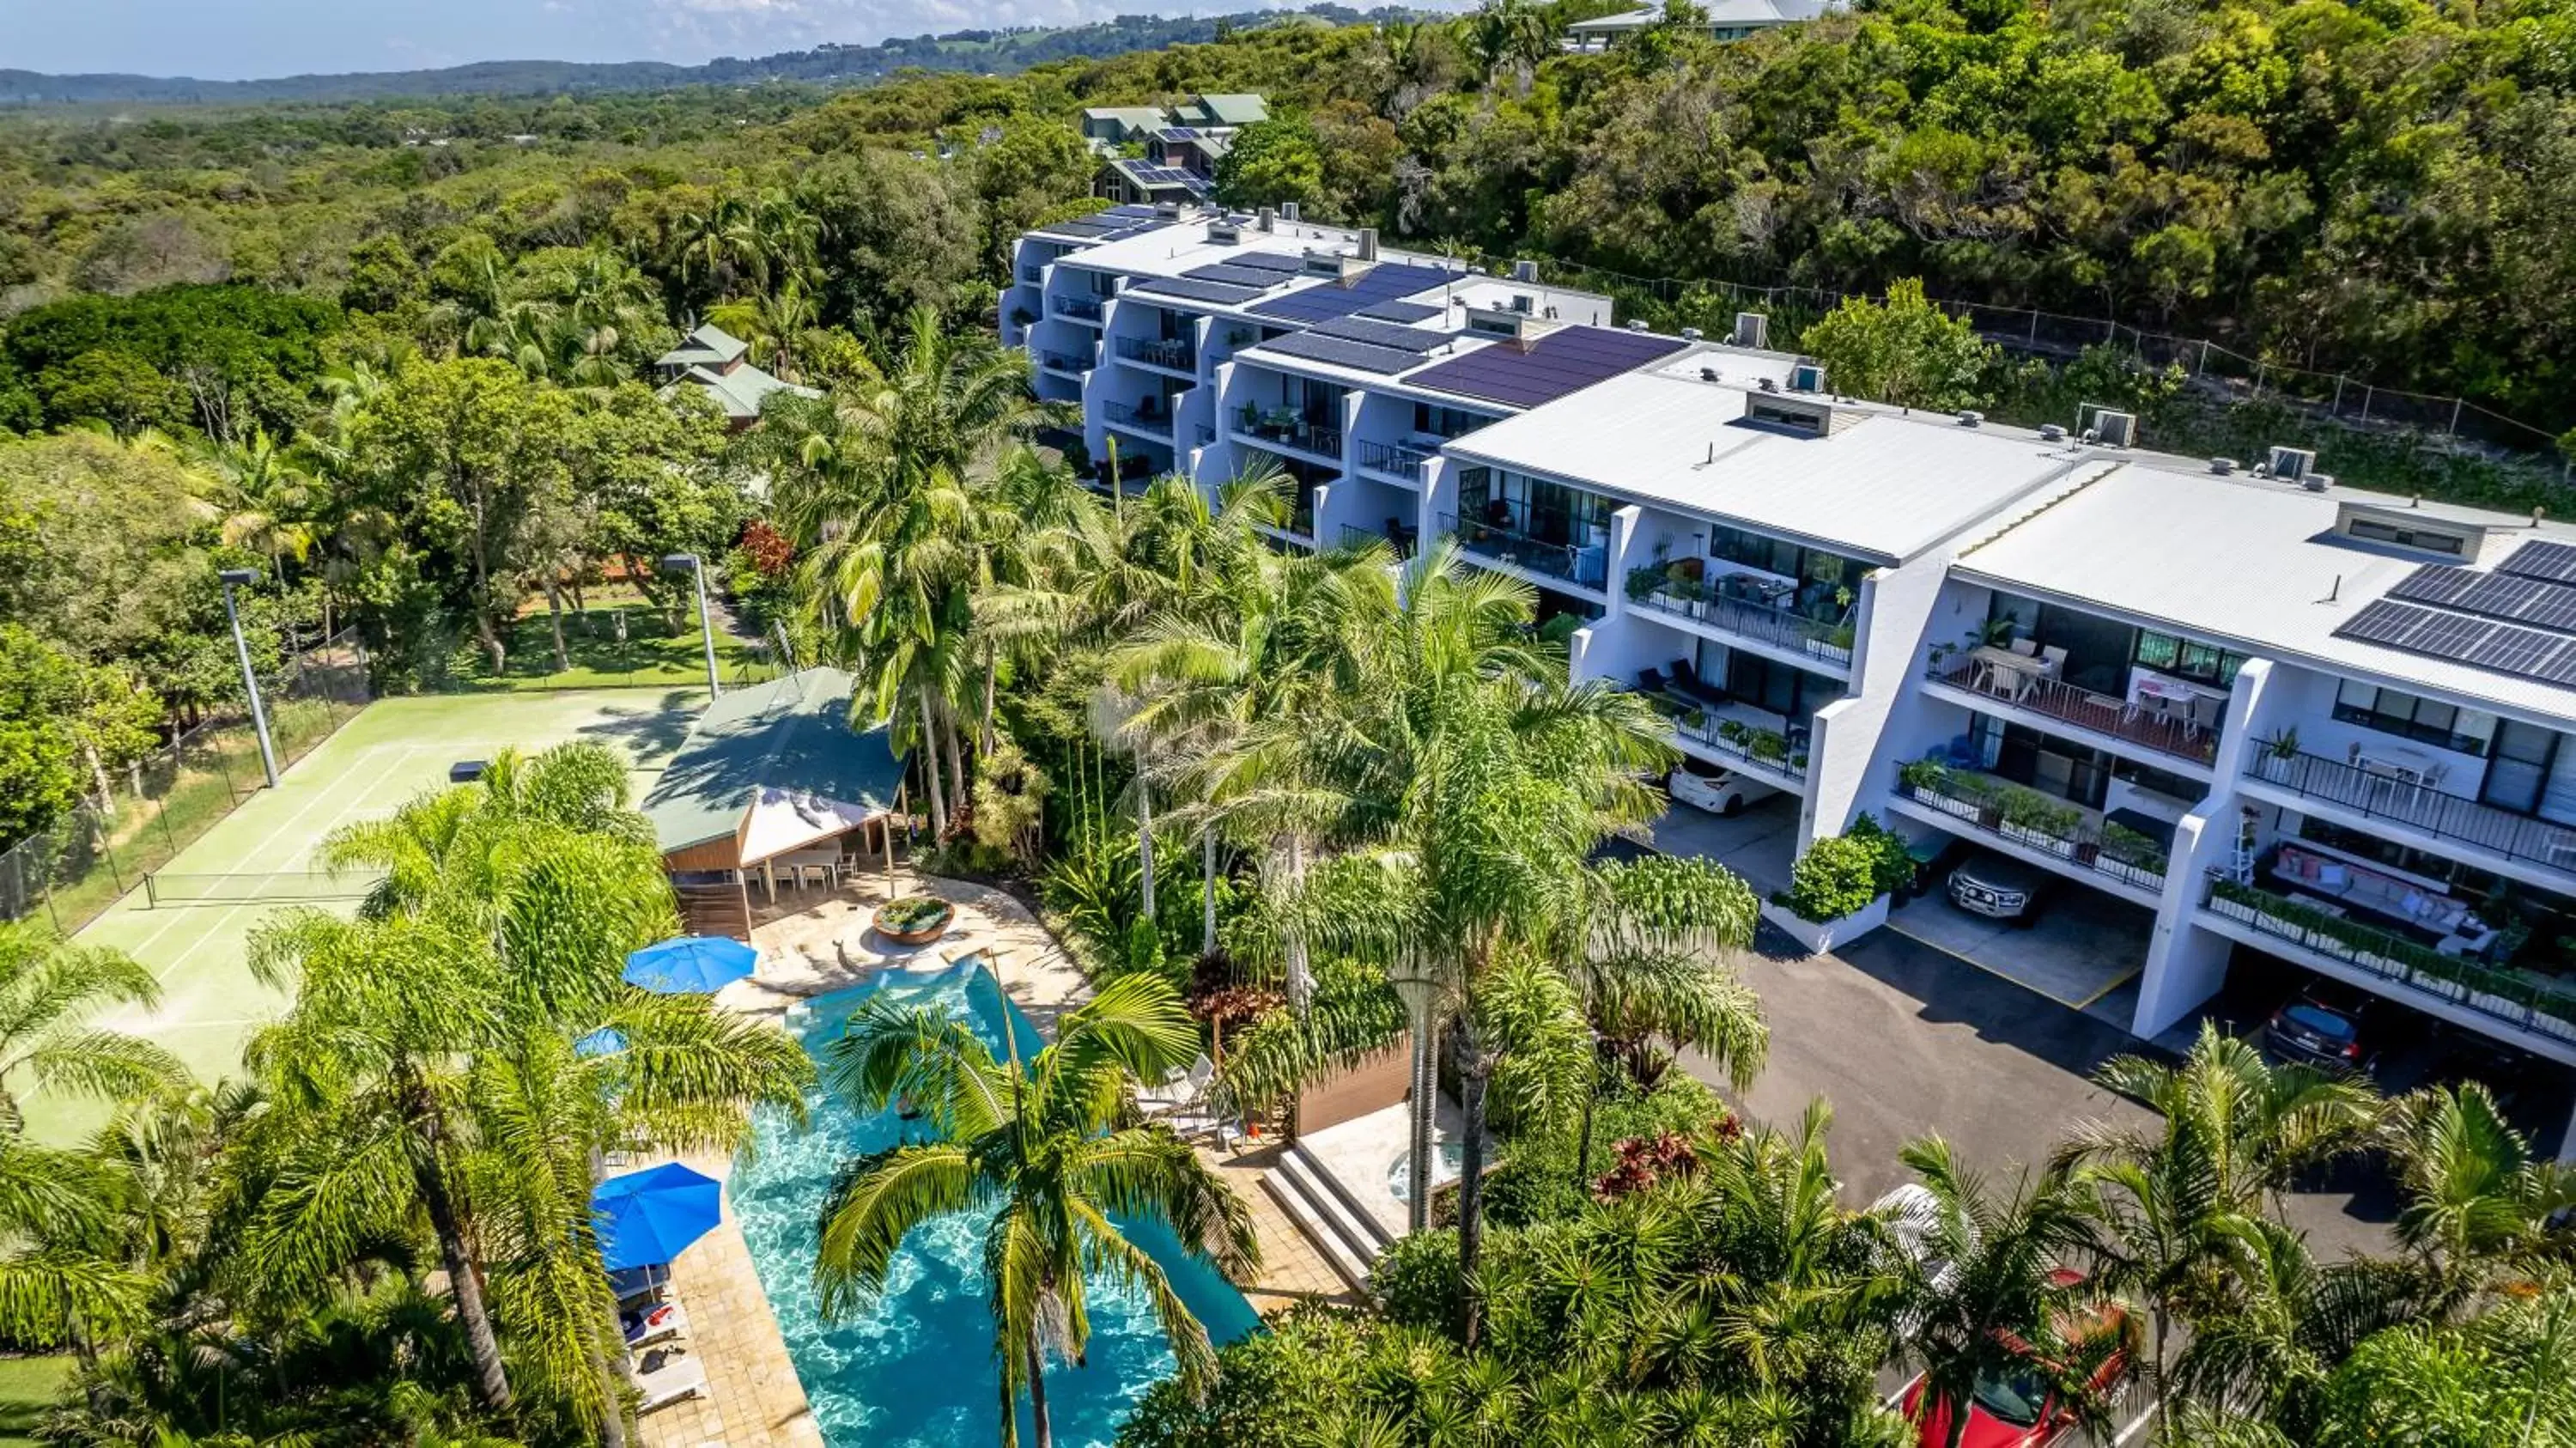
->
[592,1163,724,1272]
[623,935,757,994]
[574,1027,627,1058]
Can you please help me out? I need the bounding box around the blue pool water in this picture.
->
[731,962,1263,1447]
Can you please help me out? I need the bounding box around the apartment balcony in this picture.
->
[1444,502,1607,592]
[1102,399,1175,441]
[1924,656,2219,770]
[1353,437,1437,487]
[1053,295,1107,325]
[2200,877,2576,1060]
[1018,265,1047,285]
[1339,522,1419,558]
[1890,764,2172,903]
[1036,347,1093,375]
[2245,749,2576,880]
[1231,406,1343,465]
[1115,335,1198,374]
[1192,421,1216,447]
[1630,577,1854,675]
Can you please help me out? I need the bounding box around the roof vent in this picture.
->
[1511,259,1540,283]
[1788,362,1826,393]
[1206,219,1240,244]
[2208,457,2237,474]
[2038,423,2066,442]
[1956,410,1984,428]
[1626,319,1649,332]
[1679,326,1704,341]
[2075,405,2137,447]
[1757,377,1779,393]
[1256,207,1276,233]
[1731,312,1769,350]
[1356,228,1379,261]
[2303,472,2336,493]
[1699,366,1721,382]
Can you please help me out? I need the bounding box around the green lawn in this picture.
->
[0,1356,72,1445]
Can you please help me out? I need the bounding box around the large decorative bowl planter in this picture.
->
[872,895,956,946]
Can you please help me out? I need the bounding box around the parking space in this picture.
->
[1650,788,1799,897]
[1886,864,2154,1028]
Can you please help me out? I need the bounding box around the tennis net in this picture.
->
[142,870,388,908]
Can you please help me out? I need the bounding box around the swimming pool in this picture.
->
[731,961,1262,1447]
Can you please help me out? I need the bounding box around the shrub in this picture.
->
[1369,1228,1465,1327]
[875,895,953,934]
[1481,1073,1730,1227]
[1845,813,1917,897]
[1898,757,1950,794]
[1777,833,1885,923]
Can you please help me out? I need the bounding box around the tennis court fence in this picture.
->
[0,628,373,934]
[141,870,389,908]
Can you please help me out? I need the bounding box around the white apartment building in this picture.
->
[1005,205,2576,1148]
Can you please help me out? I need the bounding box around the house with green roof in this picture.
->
[653,322,820,431]
[641,667,908,936]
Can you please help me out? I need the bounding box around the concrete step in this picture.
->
[1292,1141,1399,1254]
[1263,1153,1378,1293]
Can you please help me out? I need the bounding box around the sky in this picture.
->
[2,0,1207,81]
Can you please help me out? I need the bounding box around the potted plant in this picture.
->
[2263,728,2300,763]
[1762,832,1894,955]
[1626,565,1664,603]
[1899,758,1950,800]
[1681,708,1708,734]
[872,893,957,946]
[1750,729,1789,764]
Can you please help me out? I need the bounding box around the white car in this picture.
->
[1668,764,1780,817]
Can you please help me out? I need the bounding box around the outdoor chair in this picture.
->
[1139,1055,1214,1116]
[634,1351,708,1415]
[622,1295,689,1349]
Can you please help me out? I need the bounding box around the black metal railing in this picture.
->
[1445,500,1607,588]
[1018,265,1046,284]
[1037,348,1092,374]
[1632,584,1852,667]
[1897,769,2170,893]
[1664,704,1809,782]
[1054,295,1106,322]
[1102,399,1173,436]
[1354,437,1437,484]
[1926,658,2220,766]
[2249,750,2576,876]
[1339,523,1419,557]
[1233,407,1342,460]
[2203,877,2576,1044]
[1115,336,1197,372]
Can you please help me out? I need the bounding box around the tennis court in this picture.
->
[35,687,707,1144]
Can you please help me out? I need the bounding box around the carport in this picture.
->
[1886,868,2155,1027]
[1651,790,1799,897]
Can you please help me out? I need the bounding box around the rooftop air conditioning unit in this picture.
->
[1789,362,1826,393]
[1626,319,1650,332]
[1154,201,1182,221]
[1281,201,1302,222]
[1357,228,1379,261]
[1256,207,1277,232]
[1680,326,1704,341]
[1957,410,1984,428]
[1510,294,1534,314]
[1511,259,1540,283]
[2265,446,2319,482]
[2303,472,2336,493]
[2076,405,2138,447]
[1206,219,1241,244]
[1732,312,1769,350]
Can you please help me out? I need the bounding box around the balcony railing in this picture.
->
[1102,399,1174,437]
[1354,437,1437,484]
[1054,295,1107,323]
[1339,523,1419,558]
[2248,750,2576,876]
[2203,877,2576,1046]
[1631,581,1853,668]
[1193,422,1216,447]
[1234,407,1342,461]
[1442,511,1604,588]
[1037,348,1092,374]
[1018,265,1046,284]
[1896,765,2170,894]
[1115,335,1198,373]
[1926,657,2219,767]
[1663,704,1809,782]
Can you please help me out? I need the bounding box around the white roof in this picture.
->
[1571,0,1838,30]
[1448,360,2098,563]
[1952,465,2576,726]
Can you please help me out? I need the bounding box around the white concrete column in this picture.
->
[2133,657,2277,1039]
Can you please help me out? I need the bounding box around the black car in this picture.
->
[1946,850,2046,924]
[2262,983,2377,1072]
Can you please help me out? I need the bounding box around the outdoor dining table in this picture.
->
[1969,644,2057,698]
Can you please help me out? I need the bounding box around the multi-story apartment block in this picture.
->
[1004,203,2576,1152]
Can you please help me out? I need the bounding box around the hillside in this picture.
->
[0,7,1406,106]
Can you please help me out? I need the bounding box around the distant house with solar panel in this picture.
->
[1082,94,1271,205]
[1563,0,1845,49]
[998,198,2576,1153]
[653,323,821,431]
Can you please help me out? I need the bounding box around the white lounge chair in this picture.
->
[635,1351,708,1415]
[1137,1055,1214,1116]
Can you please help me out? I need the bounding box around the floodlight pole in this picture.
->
[219,569,280,788]
[664,553,722,698]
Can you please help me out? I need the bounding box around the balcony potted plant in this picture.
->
[1898,757,1951,803]
[1680,707,1708,735]
[1750,729,1790,765]
[1626,565,1664,604]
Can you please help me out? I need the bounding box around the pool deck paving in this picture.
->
[642,867,1341,1444]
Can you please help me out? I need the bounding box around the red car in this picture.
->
[1900,1273,2133,1448]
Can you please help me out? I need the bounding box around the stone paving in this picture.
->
[635,867,1346,1445]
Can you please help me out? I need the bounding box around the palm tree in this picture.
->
[186,428,322,581]
[2384,1080,2576,1300]
[1896,1136,2131,1448]
[2164,1214,2419,1436]
[0,924,185,1139]
[1460,0,1553,85]
[815,972,1260,1448]
[2057,1023,2381,1401]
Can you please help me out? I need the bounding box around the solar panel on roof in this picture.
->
[2390,564,2576,631]
[1131,277,1265,307]
[2336,600,2488,652]
[1228,252,1309,274]
[2500,541,2576,584]
[1358,301,1443,323]
[1249,261,1455,324]
[2465,628,2572,677]
[1102,204,1161,218]
[1404,326,1688,409]
[1312,317,1453,353]
[1255,331,1420,375]
[1182,262,1293,289]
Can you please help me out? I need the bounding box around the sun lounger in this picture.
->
[623,1296,688,1348]
[634,1350,709,1415]
[1137,1055,1214,1116]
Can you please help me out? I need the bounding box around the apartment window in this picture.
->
[2331,680,2498,757]
[2134,630,2248,686]
[1413,403,1491,440]
[2111,757,2202,806]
